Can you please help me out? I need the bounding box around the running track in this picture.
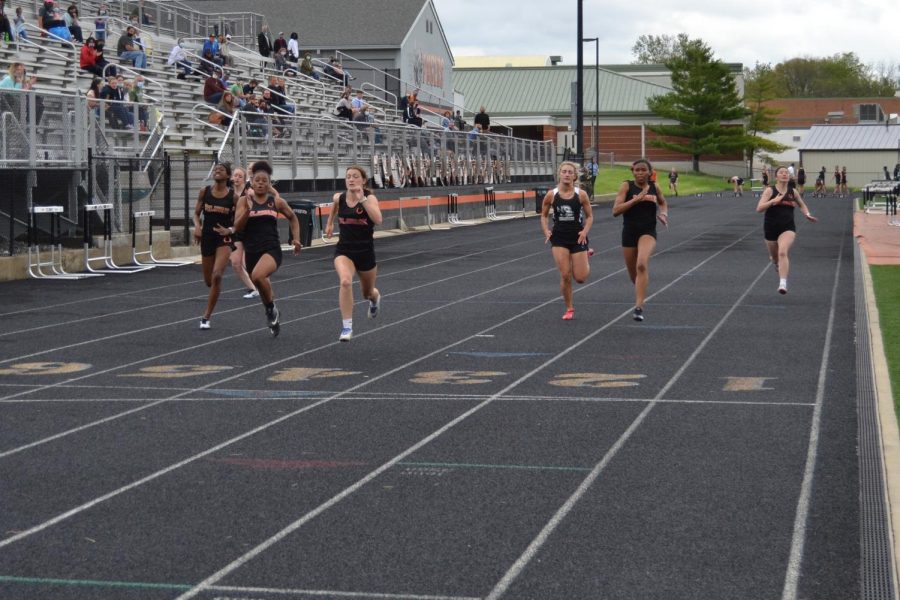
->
[0,193,861,599]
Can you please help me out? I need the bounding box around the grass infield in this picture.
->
[593,165,738,197]
[870,265,900,419]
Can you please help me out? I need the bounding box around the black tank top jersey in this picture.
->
[623,181,659,228]
[764,186,797,220]
[201,186,236,234]
[551,190,583,236]
[336,192,375,251]
[242,195,281,252]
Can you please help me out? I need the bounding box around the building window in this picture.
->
[792,136,801,142]
[859,104,880,122]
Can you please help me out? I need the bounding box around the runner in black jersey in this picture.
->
[192,162,237,330]
[324,165,384,342]
[613,159,668,321]
[227,161,300,337]
[229,167,259,299]
[756,165,817,294]
[540,161,593,320]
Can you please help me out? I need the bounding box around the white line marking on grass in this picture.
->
[174,228,757,600]
[780,232,845,600]
[484,261,772,600]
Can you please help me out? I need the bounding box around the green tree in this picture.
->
[743,63,790,176]
[630,33,690,64]
[772,53,896,97]
[646,39,748,173]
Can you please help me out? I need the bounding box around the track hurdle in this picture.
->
[131,210,193,267]
[83,204,154,274]
[863,181,895,214]
[485,187,526,221]
[447,193,480,226]
[27,206,103,280]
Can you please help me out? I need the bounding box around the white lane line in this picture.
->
[780,231,846,600]
[207,585,479,599]
[484,260,772,599]
[174,228,757,600]
[0,235,542,363]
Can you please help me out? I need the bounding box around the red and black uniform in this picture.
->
[335,192,376,272]
[200,185,235,257]
[621,180,659,247]
[763,186,797,241]
[242,195,282,273]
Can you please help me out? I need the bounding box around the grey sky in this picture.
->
[433,0,899,71]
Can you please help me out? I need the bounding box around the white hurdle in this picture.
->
[83,204,154,274]
[27,206,103,280]
[485,187,527,221]
[131,210,193,267]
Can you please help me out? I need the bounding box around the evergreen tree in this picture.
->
[646,39,747,173]
[743,63,789,177]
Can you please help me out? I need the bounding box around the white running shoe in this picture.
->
[199,318,210,330]
[339,327,353,342]
[778,283,787,295]
[367,294,380,319]
[243,289,260,299]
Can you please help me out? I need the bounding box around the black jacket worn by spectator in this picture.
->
[474,111,490,132]
[257,31,272,57]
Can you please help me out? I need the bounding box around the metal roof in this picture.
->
[183,0,428,48]
[452,66,671,117]
[800,124,900,150]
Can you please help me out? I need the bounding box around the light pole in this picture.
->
[582,37,599,162]
[575,0,584,161]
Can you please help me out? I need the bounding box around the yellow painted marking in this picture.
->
[268,368,361,382]
[0,362,92,376]
[722,377,776,392]
[410,370,507,385]
[550,373,646,388]
[120,365,233,378]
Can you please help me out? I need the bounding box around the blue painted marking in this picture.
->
[449,351,552,358]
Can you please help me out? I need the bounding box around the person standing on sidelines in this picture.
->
[222,161,300,337]
[613,159,668,321]
[668,167,679,196]
[193,162,237,330]
[228,167,259,299]
[324,165,383,342]
[756,165,817,294]
[541,161,593,320]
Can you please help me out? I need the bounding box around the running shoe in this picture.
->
[562,309,574,320]
[199,318,210,330]
[339,327,353,342]
[632,307,644,322]
[367,294,380,319]
[778,283,788,295]
[588,247,595,257]
[243,289,260,299]
[266,306,280,337]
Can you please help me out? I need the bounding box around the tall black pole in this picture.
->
[595,40,599,160]
[576,0,584,160]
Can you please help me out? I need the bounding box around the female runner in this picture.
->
[540,161,593,320]
[193,162,236,329]
[756,166,817,294]
[229,166,259,299]
[324,165,384,341]
[613,159,668,321]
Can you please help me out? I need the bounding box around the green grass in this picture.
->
[870,266,900,420]
[593,165,733,196]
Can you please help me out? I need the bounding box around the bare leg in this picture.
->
[230,242,256,292]
[203,245,231,319]
[250,253,278,305]
[334,255,357,320]
[552,246,574,311]
[634,235,657,308]
[357,266,379,304]
[776,230,796,280]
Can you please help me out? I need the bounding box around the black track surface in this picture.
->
[0,193,859,599]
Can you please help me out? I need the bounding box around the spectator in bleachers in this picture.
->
[273,47,288,73]
[351,89,366,111]
[99,75,133,129]
[268,76,294,115]
[404,96,422,127]
[229,79,248,108]
[0,1,11,43]
[440,110,452,131]
[167,38,192,79]
[13,6,27,41]
[454,109,466,131]
[287,32,299,61]
[0,62,36,89]
[117,25,147,69]
[86,76,102,118]
[219,34,234,67]
[257,24,272,58]
[334,89,353,120]
[299,53,319,80]
[467,123,482,141]
[94,3,108,41]
[243,95,268,137]
[135,1,153,26]
[126,74,149,131]
[64,4,82,43]
[201,32,223,70]
[273,32,287,55]
[474,106,490,133]
[203,72,226,105]
[215,91,238,128]
[243,79,259,96]
[80,36,105,76]
[39,0,72,42]
[93,39,115,77]
[324,57,351,86]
